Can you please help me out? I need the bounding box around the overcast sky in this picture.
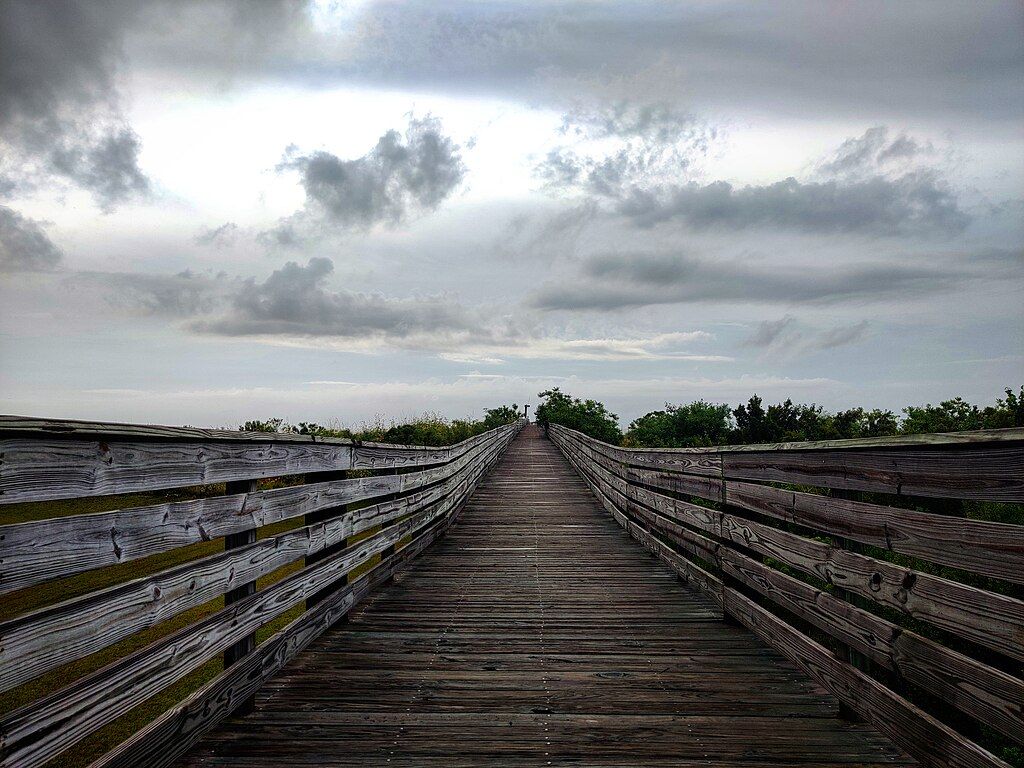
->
[1,0,1022,428]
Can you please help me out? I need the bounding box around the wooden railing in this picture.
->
[0,416,523,768]
[549,423,1024,768]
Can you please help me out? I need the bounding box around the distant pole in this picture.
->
[524,404,530,422]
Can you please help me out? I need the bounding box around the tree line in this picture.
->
[535,386,1024,447]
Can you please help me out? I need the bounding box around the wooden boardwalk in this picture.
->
[179,425,912,767]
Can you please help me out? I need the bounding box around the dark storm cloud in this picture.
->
[0,0,308,208]
[615,172,969,236]
[338,1,1023,122]
[0,206,63,272]
[539,118,968,237]
[530,251,966,311]
[193,257,475,339]
[48,127,150,212]
[275,116,466,231]
[0,1,149,207]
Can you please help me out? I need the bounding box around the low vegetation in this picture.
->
[240,404,523,446]
[535,385,1024,447]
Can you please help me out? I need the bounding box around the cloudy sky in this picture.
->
[1,1,1022,427]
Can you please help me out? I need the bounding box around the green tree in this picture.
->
[626,401,732,448]
[901,397,984,434]
[982,386,1024,429]
[535,388,622,444]
[482,404,521,429]
[239,418,290,433]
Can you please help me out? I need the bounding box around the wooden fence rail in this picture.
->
[0,416,523,768]
[549,423,1024,768]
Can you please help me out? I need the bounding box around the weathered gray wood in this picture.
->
[555,423,1024,502]
[555,425,1024,658]
[0,490,467,768]
[0,438,353,504]
[222,479,258,709]
[560,437,725,606]
[566,438,721,535]
[0,421,516,505]
[717,513,1024,661]
[0,420,519,768]
[0,435,506,692]
[721,547,1024,742]
[566,443,721,565]
[569,435,722,477]
[726,480,1024,584]
[551,422,1024,757]
[0,427,510,593]
[0,416,355,444]
[0,414,510,453]
[722,446,1024,502]
[551,421,1024,452]
[724,587,1009,768]
[88,500,460,768]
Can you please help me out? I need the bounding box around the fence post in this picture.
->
[223,478,258,716]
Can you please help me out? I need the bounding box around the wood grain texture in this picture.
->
[90,477,471,768]
[717,513,1024,661]
[0,424,519,768]
[726,480,1024,584]
[722,446,1024,502]
[0,438,354,504]
[554,426,1024,659]
[0,422,517,505]
[724,588,1008,768]
[0,426,512,593]
[720,547,1024,742]
[550,422,1024,452]
[550,423,1024,760]
[0,480,457,692]
[171,425,909,768]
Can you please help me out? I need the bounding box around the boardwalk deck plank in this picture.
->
[179,425,914,767]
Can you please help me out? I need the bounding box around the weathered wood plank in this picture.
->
[0,424,519,768]
[169,424,908,768]
[721,547,1024,742]
[0,422,516,505]
[0,485,440,692]
[0,428,509,593]
[724,587,1008,768]
[0,432,512,692]
[0,439,353,504]
[718,513,1024,661]
[722,446,1024,502]
[90,501,458,768]
[550,422,1024,453]
[555,423,1024,503]
[0,488,467,768]
[726,480,1024,584]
